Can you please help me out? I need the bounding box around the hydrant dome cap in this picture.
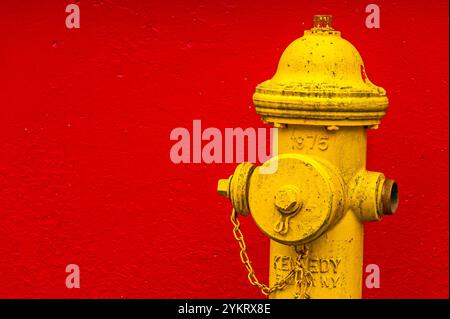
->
[253,18,389,126]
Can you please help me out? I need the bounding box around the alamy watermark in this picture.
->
[365,4,381,29]
[65,4,80,29]
[169,120,279,174]
[65,264,80,288]
[365,263,381,288]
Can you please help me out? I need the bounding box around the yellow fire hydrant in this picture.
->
[217,15,398,299]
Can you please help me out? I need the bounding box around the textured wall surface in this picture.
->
[0,0,448,298]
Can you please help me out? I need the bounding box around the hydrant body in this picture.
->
[269,126,368,299]
[218,16,398,299]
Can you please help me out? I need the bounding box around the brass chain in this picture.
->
[293,245,313,299]
[230,208,310,297]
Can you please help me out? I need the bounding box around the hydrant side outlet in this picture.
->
[217,15,398,299]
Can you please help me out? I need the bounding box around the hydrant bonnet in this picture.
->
[253,15,389,127]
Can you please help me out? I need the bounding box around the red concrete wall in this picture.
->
[0,0,448,298]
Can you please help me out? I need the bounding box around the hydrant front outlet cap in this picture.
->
[248,154,345,245]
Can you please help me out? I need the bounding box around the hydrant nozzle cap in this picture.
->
[217,178,231,198]
[382,179,399,215]
[253,15,389,127]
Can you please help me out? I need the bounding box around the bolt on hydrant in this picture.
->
[217,15,398,299]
